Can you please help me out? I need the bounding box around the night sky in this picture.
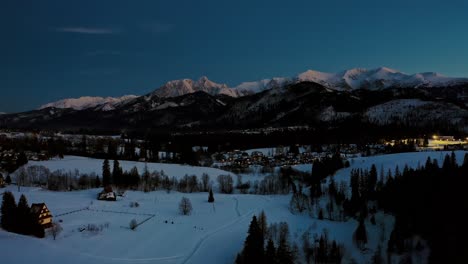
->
[2,0,468,113]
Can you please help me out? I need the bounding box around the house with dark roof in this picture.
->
[97,186,117,201]
[30,203,53,228]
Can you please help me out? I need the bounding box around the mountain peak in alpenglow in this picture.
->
[38,95,138,111]
[150,77,237,98]
[294,67,468,90]
[38,67,468,111]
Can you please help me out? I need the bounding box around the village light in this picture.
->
[432,135,438,140]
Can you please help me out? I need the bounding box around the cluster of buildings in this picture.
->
[212,145,359,168]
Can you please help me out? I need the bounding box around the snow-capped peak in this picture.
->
[39,95,138,111]
[36,67,468,113]
[151,76,237,98]
[294,67,468,90]
[233,77,290,95]
[149,67,468,98]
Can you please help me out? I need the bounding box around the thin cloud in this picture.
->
[55,27,120,34]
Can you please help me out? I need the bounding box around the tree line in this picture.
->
[339,152,468,262]
[235,211,344,264]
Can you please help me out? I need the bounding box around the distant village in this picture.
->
[1,130,468,176]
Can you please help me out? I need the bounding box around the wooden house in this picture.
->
[98,186,117,201]
[30,203,53,228]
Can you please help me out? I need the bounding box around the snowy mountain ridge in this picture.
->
[294,67,468,90]
[39,95,138,111]
[38,67,468,111]
[150,76,239,98]
[152,67,468,98]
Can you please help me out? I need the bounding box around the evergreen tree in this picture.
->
[463,153,468,168]
[235,253,243,264]
[17,194,32,234]
[1,191,17,232]
[112,159,122,186]
[142,163,150,191]
[330,240,343,263]
[450,151,457,169]
[5,174,11,184]
[369,164,378,196]
[276,238,294,264]
[94,176,101,188]
[354,219,368,250]
[129,166,140,187]
[243,216,264,264]
[258,210,268,241]
[442,154,452,173]
[461,153,468,176]
[208,189,215,203]
[264,239,277,264]
[102,159,111,186]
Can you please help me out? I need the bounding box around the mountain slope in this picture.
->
[3,81,467,134]
[39,95,138,111]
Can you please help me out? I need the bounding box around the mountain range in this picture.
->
[36,67,468,111]
[1,67,467,134]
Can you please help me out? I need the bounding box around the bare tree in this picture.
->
[16,166,27,192]
[201,173,210,192]
[179,197,193,215]
[289,192,310,214]
[217,175,234,194]
[50,222,63,240]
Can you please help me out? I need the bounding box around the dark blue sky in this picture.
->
[2,0,468,113]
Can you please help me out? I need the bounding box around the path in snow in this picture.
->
[79,251,184,263]
[233,197,241,217]
[180,197,256,264]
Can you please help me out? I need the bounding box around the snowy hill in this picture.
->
[364,98,468,126]
[39,95,138,111]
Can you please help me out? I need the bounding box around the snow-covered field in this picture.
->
[1,186,381,264]
[2,150,466,264]
[22,156,235,185]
